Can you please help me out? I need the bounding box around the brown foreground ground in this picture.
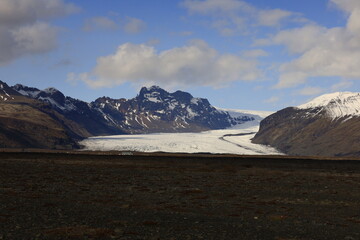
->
[1,151,360,240]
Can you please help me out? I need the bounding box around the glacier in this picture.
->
[80,109,283,155]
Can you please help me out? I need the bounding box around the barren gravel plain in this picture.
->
[1,151,360,239]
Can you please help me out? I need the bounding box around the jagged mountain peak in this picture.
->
[13,84,63,98]
[35,87,66,106]
[13,84,79,112]
[139,85,167,95]
[13,84,41,97]
[137,85,170,102]
[43,87,61,94]
[297,92,360,119]
[0,80,9,88]
[89,85,254,132]
[137,86,198,105]
[0,81,21,101]
[141,85,163,92]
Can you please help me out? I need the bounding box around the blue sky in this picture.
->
[1,0,360,111]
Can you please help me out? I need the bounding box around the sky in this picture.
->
[1,0,360,111]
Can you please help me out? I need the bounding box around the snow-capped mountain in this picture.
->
[253,92,360,157]
[13,83,254,133]
[93,86,254,133]
[298,92,360,120]
[13,83,123,137]
[14,84,76,111]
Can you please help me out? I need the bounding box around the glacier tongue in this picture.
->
[80,120,283,155]
[297,92,360,119]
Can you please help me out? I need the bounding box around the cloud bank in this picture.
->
[181,0,295,35]
[83,17,118,31]
[257,0,360,88]
[182,0,360,92]
[82,16,146,34]
[123,17,146,34]
[69,40,262,89]
[0,0,78,65]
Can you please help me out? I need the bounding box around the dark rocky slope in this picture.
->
[0,85,80,149]
[252,92,360,157]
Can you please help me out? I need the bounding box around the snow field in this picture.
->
[80,111,283,155]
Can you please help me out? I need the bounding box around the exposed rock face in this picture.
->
[0,81,80,149]
[13,84,123,136]
[252,92,360,157]
[93,86,250,133]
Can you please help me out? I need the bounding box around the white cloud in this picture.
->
[0,0,78,26]
[276,71,308,88]
[82,16,146,34]
[257,9,293,27]
[181,0,295,35]
[11,22,58,54]
[69,40,262,89]
[258,24,327,54]
[262,0,360,88]
[0,0,79,65]
[330,0,360,13]
[331,80,353,91]
[296,86,324,96]
[122,17,146,34]
[182,0,251,15]
[83,17,118,31]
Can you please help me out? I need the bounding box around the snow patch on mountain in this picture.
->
[297,92,360,119]
[38,96,64,109]
[0,82,15,101]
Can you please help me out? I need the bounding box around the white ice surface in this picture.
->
[80,110,283,155]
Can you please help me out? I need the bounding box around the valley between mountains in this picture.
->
[1,80,360,157]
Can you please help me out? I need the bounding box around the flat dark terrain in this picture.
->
[1,151,360,239]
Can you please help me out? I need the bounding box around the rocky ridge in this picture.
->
[93,86,253,133]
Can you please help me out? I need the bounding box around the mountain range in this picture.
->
[252,92,360,157]
[0,80,254,149]
[2,79,360,157]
